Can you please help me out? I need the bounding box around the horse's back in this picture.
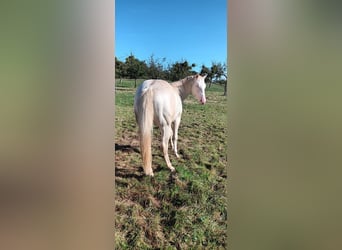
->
[135,79,182,125]
[138,79,172,92]
[135,79,177,101]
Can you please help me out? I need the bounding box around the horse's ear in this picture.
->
[203,74,207,79]
[195,74,199,79]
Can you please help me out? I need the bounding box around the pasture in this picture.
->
[115,79,228,249]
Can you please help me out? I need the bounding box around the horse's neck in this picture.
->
[171,79,192,101]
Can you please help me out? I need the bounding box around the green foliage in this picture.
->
[124,53,148,82]
[115,83,228,249]
[115,53,228,96]
[210,62,228,95]
[115,56,126,79]
[210,61,227,81]
[166,60,196,81]
[146,54,166,79]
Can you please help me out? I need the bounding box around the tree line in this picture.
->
[115,53,228,95]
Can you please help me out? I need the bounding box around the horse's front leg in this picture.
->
[173,116,181,158]
[162,125,175,172]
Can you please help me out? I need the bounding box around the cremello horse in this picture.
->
[134,74,207,176]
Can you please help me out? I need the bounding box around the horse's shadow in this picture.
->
[115,163,165,181]
[115,143,175,180]
[115,143,142,180]
[115,169,144,181]
[115,143,140,153]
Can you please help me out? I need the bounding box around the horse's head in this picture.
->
[191,74,207,104]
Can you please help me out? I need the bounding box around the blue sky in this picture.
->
[115,0,227,72]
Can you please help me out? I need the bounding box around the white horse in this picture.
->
[134,74,207,176]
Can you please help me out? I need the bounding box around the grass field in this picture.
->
[115,79,228,249]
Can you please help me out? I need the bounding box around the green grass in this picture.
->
[115,79,228,249]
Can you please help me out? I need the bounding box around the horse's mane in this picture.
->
[171,74,198,87]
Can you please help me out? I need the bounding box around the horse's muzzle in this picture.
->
[200,97,206,104]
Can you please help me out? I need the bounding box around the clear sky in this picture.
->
[115,0,227,72]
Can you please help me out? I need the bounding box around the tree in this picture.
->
[115,57,126,85]
[167,60,196,81]
[211,62,228,96]
[147,54,166,79]
[124,53,148,87]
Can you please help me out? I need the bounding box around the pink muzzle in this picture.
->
[200,96,206,104]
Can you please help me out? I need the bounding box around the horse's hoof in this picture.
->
[175,153,180,158]
[170,167,175,172]
[145,171,154,177]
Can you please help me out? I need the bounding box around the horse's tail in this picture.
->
[136,87,154,176]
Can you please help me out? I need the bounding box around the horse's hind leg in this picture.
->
[172,115,181,158]
[169,129,174,150]
[162,125,175,172]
